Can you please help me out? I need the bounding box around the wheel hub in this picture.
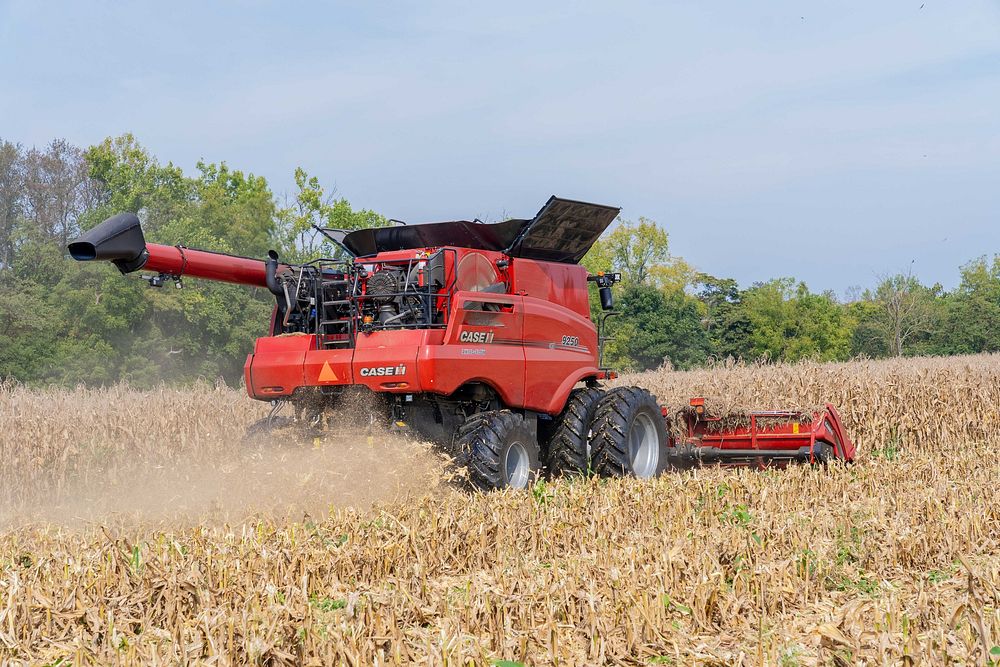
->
[504,441,531,489]
[628,413,659,478]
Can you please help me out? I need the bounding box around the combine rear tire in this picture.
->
[590,387,669,479]
[544,387,604,477]
[458,410,541,491]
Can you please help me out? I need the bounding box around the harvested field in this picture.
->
[2,355,999,665]
[621,354,1000,451]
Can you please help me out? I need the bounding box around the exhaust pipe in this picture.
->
[264,250,283,299]
[67,213,149,274]
[264,249,288,324]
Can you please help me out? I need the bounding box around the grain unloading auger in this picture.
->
[69,197,854,490]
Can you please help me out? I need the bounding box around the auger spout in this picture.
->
[68,213,275,288]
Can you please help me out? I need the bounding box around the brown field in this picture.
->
[1,355,999,665]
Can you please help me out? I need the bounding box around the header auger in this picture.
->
[69,196,853,490]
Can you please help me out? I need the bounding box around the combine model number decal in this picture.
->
[460,330,495,344]
[561,336,580,347]
[360,365,407,377]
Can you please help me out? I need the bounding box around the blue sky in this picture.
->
[2,1,998,294]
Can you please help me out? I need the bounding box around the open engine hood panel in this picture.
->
[339,217,525,258]
[337,196,619,264]
[505,196,620,264]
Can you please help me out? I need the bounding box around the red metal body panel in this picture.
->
[521,295,600,413]
[245,335,310,397]
[303,347,355,387]
[819,404,856,460]
[511,259,592,320]
[352,329,423,393]
[423,291,526,407]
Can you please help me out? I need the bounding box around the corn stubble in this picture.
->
[1,355,998,665]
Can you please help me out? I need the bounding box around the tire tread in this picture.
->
[456,410,540,491]
[590,386,667,477]
[545,387,604,477]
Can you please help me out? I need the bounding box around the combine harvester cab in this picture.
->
[69,197,854,491]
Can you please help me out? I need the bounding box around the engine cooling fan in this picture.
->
[366,268,400,304]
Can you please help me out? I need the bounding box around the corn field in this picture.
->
[1,355,999,665]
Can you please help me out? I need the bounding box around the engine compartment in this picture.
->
[270,249,455,345]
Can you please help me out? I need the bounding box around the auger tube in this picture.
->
[68,213,275,288]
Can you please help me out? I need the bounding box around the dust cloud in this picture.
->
[0,429,461,529]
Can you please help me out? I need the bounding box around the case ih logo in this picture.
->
[460,330,495,344]
[360,364,407,377]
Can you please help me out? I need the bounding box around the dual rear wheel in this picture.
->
[456,386,669,491]
[589,387,670,479]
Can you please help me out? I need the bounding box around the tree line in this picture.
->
[0,135,384,385]
[586,220,999,371]
[0,135,996,385]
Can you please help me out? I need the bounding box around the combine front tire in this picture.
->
[457,410,541,491]
[590,387,669,479]
[544,387,604,477]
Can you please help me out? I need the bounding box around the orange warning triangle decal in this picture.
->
[318,361,339,382]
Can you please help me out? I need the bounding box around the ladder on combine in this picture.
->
[315,261,356,349]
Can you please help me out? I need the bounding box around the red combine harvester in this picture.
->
[69,197,854,490]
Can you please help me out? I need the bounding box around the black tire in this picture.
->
[544,387,604,478]
[812,441,835,464]
[590,387,669,478]
[451,412,486,467]
[457,410,541,491]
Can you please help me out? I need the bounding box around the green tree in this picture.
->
[82,133,190,233]
[607,217,668,284]
[0,279,52,379]
[741,279,852,362]
[936,256,1000,354]
[186,160,277,256]
[276,167,388,261]
[606,283,709,371]
[584,216,676,287]
[0,139,24,271]
[863,272,941,357]
[848,299,889,358]
[695,273,753,360]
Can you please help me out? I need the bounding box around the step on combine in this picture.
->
[69,196,854,490]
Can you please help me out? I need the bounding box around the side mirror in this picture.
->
[599,285,614,311]
[588,272,621,311]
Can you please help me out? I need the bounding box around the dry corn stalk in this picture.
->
[0,354,998,665]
